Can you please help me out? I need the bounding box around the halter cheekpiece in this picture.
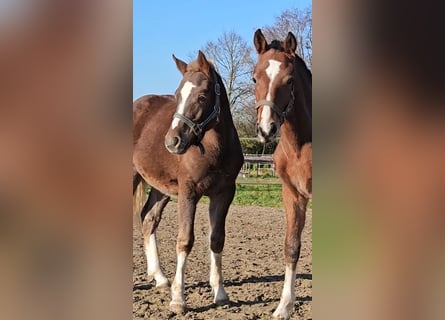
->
[173,69,221,149]
[255,85,294,125]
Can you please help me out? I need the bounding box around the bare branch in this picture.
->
[261,6,312,68]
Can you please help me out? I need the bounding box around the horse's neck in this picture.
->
[281,84,312,150]
[215,76,235,132]
[215,102,235,139]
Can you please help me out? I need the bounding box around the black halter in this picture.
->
[173,70,221,154]
[255,85,294,125]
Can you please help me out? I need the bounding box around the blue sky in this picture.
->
[133,0,311,99]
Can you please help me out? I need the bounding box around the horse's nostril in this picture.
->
[270,122,277,135]
[166,136,181,149]
[258,126,266,137]
[172,136,180,147]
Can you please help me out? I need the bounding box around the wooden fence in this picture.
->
[240,154,276,178]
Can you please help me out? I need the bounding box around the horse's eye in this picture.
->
[198,95,206,103]
[252,77,257,83]
[287,77,294,85]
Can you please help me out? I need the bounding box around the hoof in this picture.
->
[169,302,186,314]
[213,287,229,306]
[272,309,291,320]
[148,273,170,288]
[214,297,230,306]
[272,314,290,320]
[155,279,170,288]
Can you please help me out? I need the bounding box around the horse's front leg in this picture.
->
[170,186,199,314]
[273,185,307,320]
[208,184,235,306]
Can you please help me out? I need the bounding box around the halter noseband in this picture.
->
[255,85,294,125]
[173,70,221,143]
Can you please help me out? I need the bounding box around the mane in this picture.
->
[294,55,312,83]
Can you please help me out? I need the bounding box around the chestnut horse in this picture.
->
[253,29,312,319]
[133,51,243,313]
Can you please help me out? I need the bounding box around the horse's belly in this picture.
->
[134,159,179,196]
[142,173,178,196]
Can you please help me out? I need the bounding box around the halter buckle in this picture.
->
[191,123,203,137]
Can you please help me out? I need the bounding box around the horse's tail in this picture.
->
[133,171,147,216]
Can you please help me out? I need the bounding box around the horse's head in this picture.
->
[253,29,297,143]
[165,51,220,154]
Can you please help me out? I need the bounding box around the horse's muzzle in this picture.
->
[165,135,187,154]
[257,122,277,143]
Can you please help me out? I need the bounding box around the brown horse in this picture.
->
[133,51,243,313]
[253,29,312,319]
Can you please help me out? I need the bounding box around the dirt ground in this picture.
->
[133,203,312,320]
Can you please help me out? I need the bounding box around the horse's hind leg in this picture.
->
[141,187,170,288]
[208,184,236,306]
[273,185,307,320]
[133,171,142,194]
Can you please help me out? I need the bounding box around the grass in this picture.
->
[199,178,283,207]
[200,184,282,207]
[143,177,314,208]
[233,182,282,207]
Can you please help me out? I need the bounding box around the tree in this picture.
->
[261,6,312,68]
[199,31,254,110]
[198,31,258,137]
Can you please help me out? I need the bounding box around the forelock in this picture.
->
[268,40,285,51]
[186,61,201,73]
[186,59,216,73]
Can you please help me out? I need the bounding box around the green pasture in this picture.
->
[198,179,282,207]
[233,178,312,208]
[143,177,314,208]
[233,181,282,207]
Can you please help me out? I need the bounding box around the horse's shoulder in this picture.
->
[301,142,312,160]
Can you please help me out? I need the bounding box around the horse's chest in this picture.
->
[274,144,312,197]
[196,174,216,191]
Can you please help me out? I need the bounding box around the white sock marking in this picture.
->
[172,81,195,129]
[273,263,296,319]
[171,251,187,305]
[145,233,168,286]
[210,251,228,303]
[209,252,221,287]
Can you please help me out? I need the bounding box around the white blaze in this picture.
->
[259,59,281,132]
[171,81,196,129]
[266,59,282,100]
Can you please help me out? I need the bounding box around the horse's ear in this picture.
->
[197,50,210,77]
[172,54,187,75]
[284,32,297,54]
[254,29,267,54]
